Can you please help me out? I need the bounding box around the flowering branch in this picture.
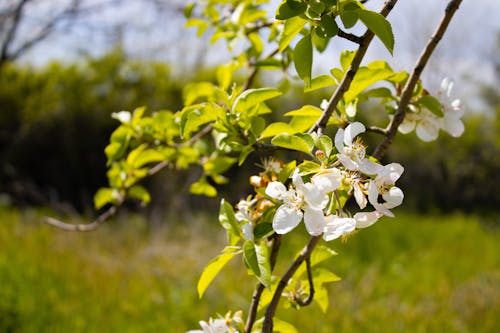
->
[309,0,398,135]
[372,0,463,160]
[262,235,322,333]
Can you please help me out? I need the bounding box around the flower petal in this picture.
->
[382,186,404,209]
[334,127,345,153]
[272,204,302,234]
[304,207,326,236]
[343,122,365,146]
[353,182,367,209]
[302,182,329,209]
[312,168,342,193]
[416,118,440,142]
[323,216,356,241]
[359,159,383,175]
[265,181,287,200]
[338,154,358,171]
[354,211,382,228]
[398,117,416,134]
[443,114,464,137]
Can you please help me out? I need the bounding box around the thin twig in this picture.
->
[309,0,398,135]
[372,0,463,160]
[262,235,321,333]
[366,126,388,135]
[244,48,280,90]
[337,29,363,44]
[44,204,119,232]
[294,256,314,306]
[245,234,281,333]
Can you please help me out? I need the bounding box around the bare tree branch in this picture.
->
[372,0,463,160]
[309,0,398,135]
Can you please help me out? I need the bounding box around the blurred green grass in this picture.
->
[0,208,498,332]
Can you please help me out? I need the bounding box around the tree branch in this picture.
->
[0,0,29,65]
[245,234,281,333]
[262,235,321,333]
[293,256,314,306]
[337,29,363,44]
[372,0,462,160]
[308,0,398,135]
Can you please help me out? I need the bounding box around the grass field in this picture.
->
[0,208,498,332]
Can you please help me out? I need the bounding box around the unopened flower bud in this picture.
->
[315,150,325,159]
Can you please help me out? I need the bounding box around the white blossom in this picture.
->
[111,110,131,123]
[265,169,342,236]
[187,317,236,333]
[367,163,404,217]
[323,215,356,241]
[335,122,383,175]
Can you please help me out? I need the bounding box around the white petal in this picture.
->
[354,211,382,228]
[398,117,416,134]
[241,223,254,241]
[382,186,404,209]
[265,181,287,200]
[312,168,342,193]
[304,207,326,236]
[112,111,131,123]
[272,204,302,234]
[343,122,365,146]
[292,169,305,189]
[359,159,383,175]
[334,127,345,153]
[353,182,367,209]
[382,163,404,184]
[302,182,329,209]
[443,115,464,137]
[367,180,379,207]
[323,216,356,241]
[338,154,359,171]
[416,119,440,142]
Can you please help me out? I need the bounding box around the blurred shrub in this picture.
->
[0,50,183,211]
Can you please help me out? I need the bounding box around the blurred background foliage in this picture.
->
[0,49,499,219]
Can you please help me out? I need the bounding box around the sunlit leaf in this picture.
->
[260,122,298,139]
[243,240,271,287]
[271,133,312,155]
[357,9,394,54]
[197,246,242,298]
[293,34,313,87]
[278,16,307,52]
[233,88,282,113]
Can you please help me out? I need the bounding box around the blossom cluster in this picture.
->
[187,312,242,333]
[399,77,464,141]
[241,122,404,241]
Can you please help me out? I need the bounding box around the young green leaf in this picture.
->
[293,34,313,87]
[189,176,217,197]
[279,16,307,52]
[304,75,336,93]
[197,246,242,298]
[260,122,298,139]
[317,135,333,157]
[419,95,444,117]
[94,187,119,210]
[271,133,313,155]
[276,0,307,20]
[233,88,282,113]
[357,9,394,54]
[128,185,151,205]
[243,240,272,287]
[219,199,243,243]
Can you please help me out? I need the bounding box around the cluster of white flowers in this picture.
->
[399,77,464,142]
[187,312,241,333]
[264,122,404,241]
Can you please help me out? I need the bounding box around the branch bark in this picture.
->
[372,0,463,160]
[309,0,398,135]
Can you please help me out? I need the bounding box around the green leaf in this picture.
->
[94,187,119,210]
[243,240,271,287]
[276,0,307,20]
[319,14,339,38]
[298,160,321,175]
[128,185,151,205]
[293,34,313,87]
[128,149,165,168]
[419,95,444,117]
[253,222,274,240]
[219,199,243,244]
[317,135,333,157]
[204,155,237,175]
[190,177,217,197]
[233,88,282,113]
[344,65,395,103]
[340,10,358,29]
[304,75,336,93]
[357,9,394,54]
[314,285,330,313]
[271,133,313,155]
[274,318,299,333]
[183,82,217,105]
[260,122,298,139]
[339,50,355,71]
[284,105,323,118]
[180,104,223,138]
[197,246,242,298]
[238,145,254,166]
[312,31,329,53]
[279,16,307,52]
[278,160,297,183]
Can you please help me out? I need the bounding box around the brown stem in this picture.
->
[372,0,463,160]
[262,235,321,333]
[309,0,398,135]
[245,234,282,333]
[294,256,314,306]
[337,29,363,44]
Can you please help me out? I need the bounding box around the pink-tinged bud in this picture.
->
[315,150,325,159]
